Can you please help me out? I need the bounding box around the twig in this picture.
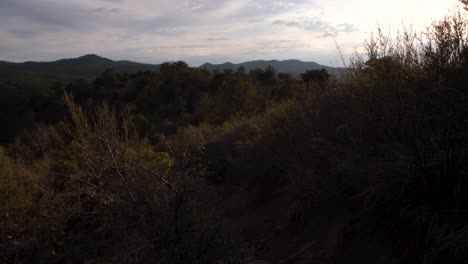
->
[123,158,181,197]
[281,241,316,263]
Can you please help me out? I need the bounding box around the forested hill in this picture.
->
[0,54,158,81]
[0,55,344,81]
[200,59,345,77]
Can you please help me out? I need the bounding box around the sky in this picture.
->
[0,0,462,66]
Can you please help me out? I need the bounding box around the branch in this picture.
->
[123,158,182,197]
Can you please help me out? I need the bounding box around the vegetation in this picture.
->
[201,59,344,77]
[1,7,467,264]
[0,54,157,81]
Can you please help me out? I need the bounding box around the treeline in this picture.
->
[1,8,467,264]
[0,60,332,143]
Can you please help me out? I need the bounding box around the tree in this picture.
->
[300,68,330,83]
[461,0,468,10]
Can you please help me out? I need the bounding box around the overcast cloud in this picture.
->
[0,0,460,66]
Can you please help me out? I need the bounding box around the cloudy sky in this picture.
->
[0,0,461,66]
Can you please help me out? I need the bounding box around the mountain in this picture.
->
[0,55,345,83]
[0,54,159,81]
[200,59,345,77]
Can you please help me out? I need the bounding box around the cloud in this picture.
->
[92,7,121,13]
[336,23,357,32]
[0,0,460,66]
[273,20,286,25]
[7,29,38,39]
[271,1,296,10]
[206,37,231,41]
[273,18,357,34]
[322,32,337,38]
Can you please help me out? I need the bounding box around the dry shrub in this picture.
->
[304,9,468,263]
[1,93,220,263]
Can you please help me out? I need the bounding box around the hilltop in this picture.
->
[0,55,344,82]
[0,54,158,81]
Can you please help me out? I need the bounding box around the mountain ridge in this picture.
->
[200,59,344,77]
[0,54,345,81]
[0,54,158,81]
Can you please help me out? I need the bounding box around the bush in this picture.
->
[0,94,221,263]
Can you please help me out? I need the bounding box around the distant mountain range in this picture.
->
[201,59,345,77]
[0,54,158,81]
[0,54,344,82]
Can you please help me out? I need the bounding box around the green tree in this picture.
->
[300,68,330,83]
[197,74,262,123]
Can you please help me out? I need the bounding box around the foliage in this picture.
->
[1,93,221,263]
[300,68,331,83]
[308,9,468,262]
[1,7,468,264]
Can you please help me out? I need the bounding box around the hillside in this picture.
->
[1,12,468,263]
[0,54,158,81]
[200,59,345,77]
[0,55,344,82]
